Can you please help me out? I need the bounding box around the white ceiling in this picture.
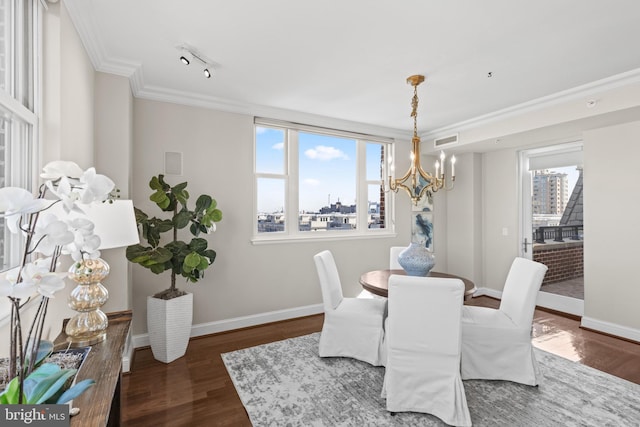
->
[64,0,640,139]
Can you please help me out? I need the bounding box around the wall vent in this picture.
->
[434,134,458,148]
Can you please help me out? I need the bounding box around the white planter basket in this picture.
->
[147,292,193,363]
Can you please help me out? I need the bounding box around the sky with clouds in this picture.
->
[256,127,383,213]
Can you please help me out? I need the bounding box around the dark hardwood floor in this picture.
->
[121,296,640,426]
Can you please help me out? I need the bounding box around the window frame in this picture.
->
[253,118,396,244]
[0,0,41,325]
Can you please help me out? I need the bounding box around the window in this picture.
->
[254,118,393,241]
[0,0,40,272]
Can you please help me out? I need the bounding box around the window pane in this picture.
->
[366,142,384,181]
[255,127,285,174]
[0,0,10,93]
[298,132,356,232]
[367,184,385,229]
[257,178,285,233]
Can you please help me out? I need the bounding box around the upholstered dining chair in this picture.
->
[313,250,387,366]
[381,275,471,427]
[389,246,405,270]
[461,257,548,386]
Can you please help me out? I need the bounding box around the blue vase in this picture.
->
[398,242,436,276]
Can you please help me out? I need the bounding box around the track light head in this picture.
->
[203,68,211,79]
[179,55,190,65]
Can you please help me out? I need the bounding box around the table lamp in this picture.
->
[64,199,139,346]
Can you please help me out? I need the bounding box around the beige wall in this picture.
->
[582,121,640,330]
[130,99,412,335]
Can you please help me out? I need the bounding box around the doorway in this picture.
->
[519,142,584,316]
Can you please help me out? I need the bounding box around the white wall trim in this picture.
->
[423,68,640,140]
[535,292,584,317]
[472,287,584,317]
[131,303,324,350]
[581,316,640,344]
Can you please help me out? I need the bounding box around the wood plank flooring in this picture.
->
[121,296,640,426]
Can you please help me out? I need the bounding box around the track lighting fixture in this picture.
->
[177,44,215,80]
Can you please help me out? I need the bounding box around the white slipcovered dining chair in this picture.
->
[381,275,471,426]
[389,246,404,270]
[461,257,548,386]
[313,250,387,366]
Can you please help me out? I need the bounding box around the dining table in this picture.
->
[359,269,477,300]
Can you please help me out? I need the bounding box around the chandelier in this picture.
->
[388,75,455,204]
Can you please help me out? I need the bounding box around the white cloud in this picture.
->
[272,142,284,150]
[304,145,349,161]
[304,178,320,186]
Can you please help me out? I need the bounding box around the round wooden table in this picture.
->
[359,269,477,300]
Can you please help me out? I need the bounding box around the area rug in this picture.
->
[222,333,640,426]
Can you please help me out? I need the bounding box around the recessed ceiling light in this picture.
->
[180,56,190,65]
[203,68,211,79]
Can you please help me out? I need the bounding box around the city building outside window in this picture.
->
[254,118,393,242]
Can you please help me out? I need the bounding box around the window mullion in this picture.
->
[287,129,299,235]
[356,139,367,231]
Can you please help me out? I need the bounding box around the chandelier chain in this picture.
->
[411,84,419,138]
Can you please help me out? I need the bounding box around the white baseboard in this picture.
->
[132,303,324,350]
[472,288,640,343]
[581,316,640,343]
[536,291,584,317]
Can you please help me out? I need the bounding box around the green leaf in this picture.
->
[206,208,223,223]
[203,249,217,263]
[133,207,148,223]
[56,379,95,404]
[190,222,200,236]
[150,189,170,210]
[195,195,212,213]
[23,363,77,404]
[149,175,162,190]
[189,237,208,253]
[30,340,54,367]
[184,252,201,269]
[126,246,173,268]
[173,210,191,229]
[0,376,21,404]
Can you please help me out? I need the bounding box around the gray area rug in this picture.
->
[222,333,640,426]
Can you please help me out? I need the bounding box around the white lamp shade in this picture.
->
[50,199,140,249]
[81,200,140,249]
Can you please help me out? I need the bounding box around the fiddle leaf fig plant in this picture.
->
[126,175,222,300]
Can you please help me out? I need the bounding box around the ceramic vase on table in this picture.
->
[398,241,436,276]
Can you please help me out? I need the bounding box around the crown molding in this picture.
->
[63,0,640,143]
[422,68,640,140]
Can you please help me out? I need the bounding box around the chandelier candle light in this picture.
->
[388,75,456,205]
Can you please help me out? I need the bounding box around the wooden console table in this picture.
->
[54,310,132,427]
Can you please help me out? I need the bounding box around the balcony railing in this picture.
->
[533,225,583,244]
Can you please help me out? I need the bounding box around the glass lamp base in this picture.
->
[66,258,110,347]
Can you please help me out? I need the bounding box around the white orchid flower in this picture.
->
[45,176,83,214]
[79,167,115,204]
[0,187,54,233]
[0,266,36,299]
[0,258,66,299]
[63,218,102,261]
[32,212,75,256]
[22,258,67,298]
[40,160,84,180]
